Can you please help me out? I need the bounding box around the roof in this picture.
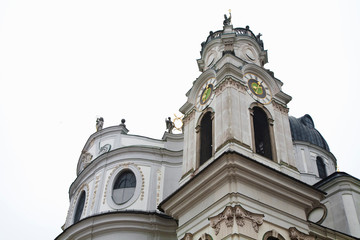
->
[289,114,330,152]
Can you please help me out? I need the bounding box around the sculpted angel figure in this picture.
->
[165,117,174,133]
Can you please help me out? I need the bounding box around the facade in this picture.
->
[56,17,360,240]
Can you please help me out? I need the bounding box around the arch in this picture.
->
[250,104,277,161]
[316,156,327,179]
[263,230,285,240]
[196,109,214,167]
[73,190,86,224]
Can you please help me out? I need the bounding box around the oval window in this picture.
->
[112,170,136,204]
[74,191,86,223]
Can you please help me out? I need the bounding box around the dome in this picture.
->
[289,114,330,152]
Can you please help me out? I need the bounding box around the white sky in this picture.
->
[0,0,359,239]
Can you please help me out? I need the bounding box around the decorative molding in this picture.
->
[199,233,213,240]
[215,77,246,96]
[209,205,264,235]
[79,152,93,173]
[289,227,315,240]
[156,169,162,205]
[99,144,111,155]
[264,230,285,240]
[215,138,251,153]
[68,183,89,224]
[91,175,101,210]
[272,101,289,113]
[103,162,145,204]
[181,233,193,240]
[183,109,196,125]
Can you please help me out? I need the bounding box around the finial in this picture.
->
[120,119,126,126]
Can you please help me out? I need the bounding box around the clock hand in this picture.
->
[256,81,263,94]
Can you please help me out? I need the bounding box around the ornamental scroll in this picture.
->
[289,227,315,240]
[209,205,264,235]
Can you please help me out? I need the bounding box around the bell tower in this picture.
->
[179,16,296,186]
[160,15,325,240]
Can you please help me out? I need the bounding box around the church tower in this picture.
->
[57,14,360,240]
[159,15,341,240]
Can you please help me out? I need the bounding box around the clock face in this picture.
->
[196,77,217,111]
[244,73,272,104]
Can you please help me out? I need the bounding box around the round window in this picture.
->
[112,170,136,205]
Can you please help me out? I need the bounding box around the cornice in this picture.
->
[56,211,177,240]
[159,151,325,219]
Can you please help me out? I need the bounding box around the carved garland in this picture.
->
[91,175,101,210]
[289,227,315,240]
[209,205,264,235]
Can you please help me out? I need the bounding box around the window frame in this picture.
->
[107,165,143,209]
[196,108,215,168]
[73,190,87,224]
[249,104,277,162]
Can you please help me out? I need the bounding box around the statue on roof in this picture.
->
[223,10,232,26]
[96,117,104,132]
[165,117,174,133]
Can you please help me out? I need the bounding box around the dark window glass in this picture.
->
[200,111,213,165]
[253,107,272,160]
[316,157,327,179]
[74,191,86,224]
[112,170,136,204]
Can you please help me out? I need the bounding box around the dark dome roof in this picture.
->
[289,114,330,152]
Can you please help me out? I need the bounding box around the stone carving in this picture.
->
[256,33,264,49]
[181,233,193,240]
[96,117,104,131]
[215,77,246,96]
[199,233,212,240]
[224,206,234,227]
[99,144,111,155]
[289,227,315,240]
[165,117,175,133]
[223,11,232,26]
[80,152,93,170]
[209,205,264,235]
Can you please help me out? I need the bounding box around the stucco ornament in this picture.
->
[289,227,315,240]
[181,233,193,240]
[209,205,264,235]
[199,233,212,240]
[80,152,93,171]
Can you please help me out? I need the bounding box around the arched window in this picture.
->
[316,156,327,179]
[252,107,273,160]
[112,170,136,204]
[199,111,213,166]
[263,230,285,240]
[74,191,86,224]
